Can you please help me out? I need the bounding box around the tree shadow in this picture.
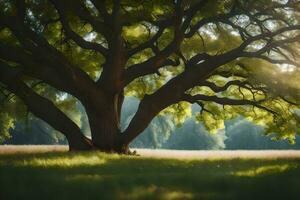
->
[1,152,300,200]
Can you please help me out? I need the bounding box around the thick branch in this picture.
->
[0,63,92,150]
[1,9,104,100]
[121,47,244,144]
[0,42,93,98]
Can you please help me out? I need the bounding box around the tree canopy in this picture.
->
[1,0,300,152]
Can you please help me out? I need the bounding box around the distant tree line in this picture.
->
[4,97,300,150]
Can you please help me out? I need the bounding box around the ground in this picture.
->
[1,146,300,200]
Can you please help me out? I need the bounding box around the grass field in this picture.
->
[1,146,300,200]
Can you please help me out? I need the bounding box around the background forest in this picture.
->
[3,97,300,149]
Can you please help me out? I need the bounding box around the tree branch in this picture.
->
[90,0,110,22]
[0,62,92,149]
[50,0,108,56]
[181,94,277,115]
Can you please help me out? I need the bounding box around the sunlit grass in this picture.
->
[1,150,300,200]
[21,155,107,167]
[232,164,296,177]
[121,185,194,199]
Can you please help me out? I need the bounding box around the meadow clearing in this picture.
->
[1,145,300,200]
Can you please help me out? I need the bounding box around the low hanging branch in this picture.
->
[181,94,277,115]
[0,61,92,150]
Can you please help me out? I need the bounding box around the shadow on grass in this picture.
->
[1,152,300,200]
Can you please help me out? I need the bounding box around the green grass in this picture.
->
[1,151,300,200]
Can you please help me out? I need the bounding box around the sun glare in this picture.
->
[278,64,296,72]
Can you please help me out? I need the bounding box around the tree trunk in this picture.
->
[66,133,94,151]
[83,92,129,153]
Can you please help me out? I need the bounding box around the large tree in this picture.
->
[1,0,300,152]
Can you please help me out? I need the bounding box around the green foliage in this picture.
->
[0,112,14,143]
[0,92,28,143]
[5,115,67,145]
[195,105,226,133]
[183,55,300,139]
[161,102,192,127]
[225,117,300,149]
